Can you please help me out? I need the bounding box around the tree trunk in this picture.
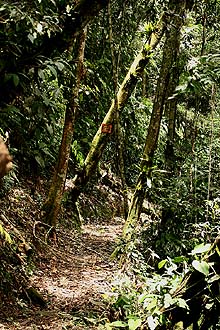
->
[164,63,180,171]
[142,70,149,98]
[123,0,187,243]
[206,84,215,221]
[108,0,128,218]
[43,27,87,227]
[156,64,181,247]
[70,11,168,204]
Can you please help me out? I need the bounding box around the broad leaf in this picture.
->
[47,65,57,78]
[164,293,174,309]
[158,259,167,269]
[176,298,189,310]
[147,177,152,188]
[36,22,43,33]
[191,243,211,255]
[192,260,209,276]
[55,61,65,71]
[35,155,45,168]
[173,256,187,263]
[12,74,19,87]
[147,316,157,330]
[128,318,142,330]
[107,320,127,328]
[207,274,220,284]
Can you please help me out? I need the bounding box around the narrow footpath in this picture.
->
[0,220,122,330]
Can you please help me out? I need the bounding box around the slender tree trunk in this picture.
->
[164,64,180,171]
[123,0,187,242]
[70,12,168,204]
[156,66,181,245]
[107,0,128,218]
[206,84,216,221]
[201,2,207,56]
[189,4,207,224]
[43,27,87,227]
[142,70,149,98]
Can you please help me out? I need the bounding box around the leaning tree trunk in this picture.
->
[70,11,168,204]
[123,0,187,243]
[42,27,87,227]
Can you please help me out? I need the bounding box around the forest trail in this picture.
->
[1,219,123,330]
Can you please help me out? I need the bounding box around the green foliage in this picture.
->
[0,0,75,174]
[103,257,188,329]
[105,237,220,329]
[106,318,142,330]
[71,140,85,167]
[191,243,211,255]
[192,260,209,276]
[0,223,12,244]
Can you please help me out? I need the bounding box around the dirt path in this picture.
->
[0,220,122,330]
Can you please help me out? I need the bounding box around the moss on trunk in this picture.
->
[123,0,187,244]
[70,12,167,198]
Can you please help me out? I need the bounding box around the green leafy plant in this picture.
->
[0,223,12,244]
[103,256,189,330]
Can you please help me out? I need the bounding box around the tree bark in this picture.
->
[206,84,215,221]
[164,64,180,171]
[42,27,87,227]
[142,70,149,98]
[107,0,128,218]
[123,0,187,243]
[70,11,168,204]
